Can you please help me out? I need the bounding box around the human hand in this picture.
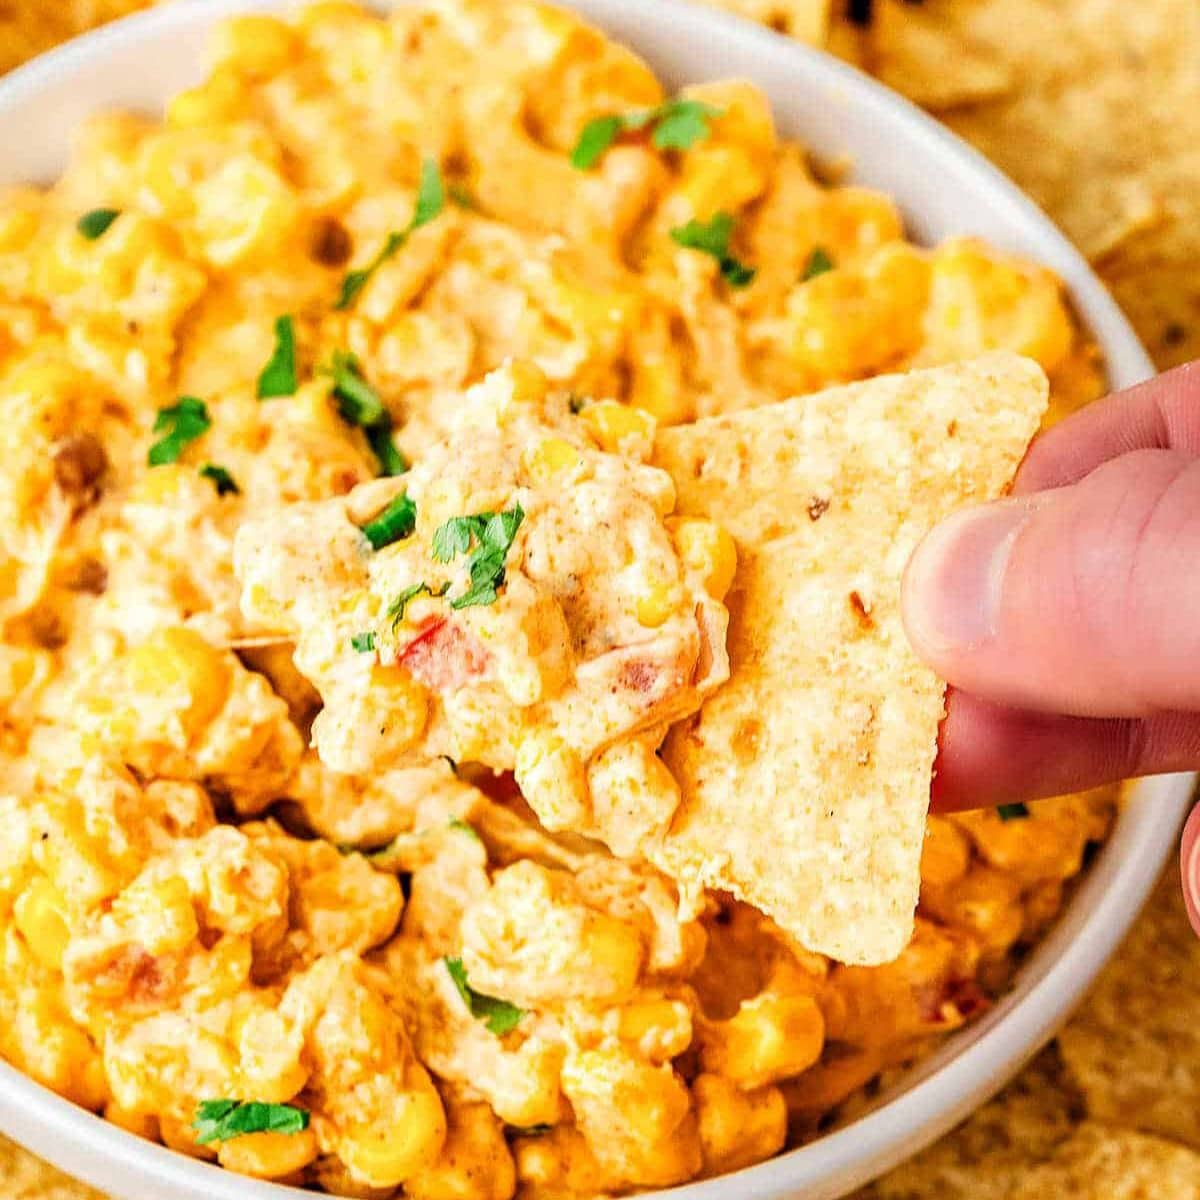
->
[901,361,1200,922]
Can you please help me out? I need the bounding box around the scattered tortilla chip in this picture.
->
[1052,175,1165,265]
[864,0,1015,112]
[697,0,831,43]
[0,1134,108,1200]
[864,1045,1079,1200]
[651,353,1048,964]
[1010,1123,1200,1200]
[1059,862,1200,1149]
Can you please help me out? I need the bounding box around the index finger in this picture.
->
[1016,360,1200,494]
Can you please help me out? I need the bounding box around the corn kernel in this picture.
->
[218,1128,318,1179]
[340,1079,447,1187]
[132,463,188,505]
[524,436,583,483]
[506,360,549,407]
[514,732,590,831]
[166,67,243,128]
[14,876,70,970]
[579,399,656,455]
[212,16,298,78]
[125,627,231,736]
[636,581,677,628]
[702,993,825,1088]
[618,999,693,1061]
[105,1101,158,1141]
[671,518,737,600]
[693,1073,786,1175]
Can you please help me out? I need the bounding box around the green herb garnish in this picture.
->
[431,505,524,610]
[199,463,239,496]
[387,580,450,627]
[447,182,475,210]
[350,631,376,653]
[444,956,525,1036]
[335,157,444,309]
[148,396,211,466]
[802,246,835,280]
[76,208,120,240]
[670,212,756,287]
[257,314,297,399]
[193,1100,309,1145]
[570,99,723,170]
[324,351,407,476]
[997,803,1031,822]
[361,493,418,551]
[366,425,409,476]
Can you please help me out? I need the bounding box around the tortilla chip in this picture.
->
[697,0,832,44]
[864,0,1015,112]
[1009,1123,1200,1200]
[651,353,1048,964]
[1058,862,1200,1148]
[863,1045,1079,1200]
[0,1133,107,1199]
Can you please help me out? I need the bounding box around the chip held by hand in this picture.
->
[651,352,1049,965]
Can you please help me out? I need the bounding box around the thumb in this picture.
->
[902,447,1200,717]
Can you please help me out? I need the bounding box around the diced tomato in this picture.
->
[400,619,489,690]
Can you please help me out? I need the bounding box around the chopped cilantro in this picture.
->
[193,1100,309,1145]
[670,213,756,287]
[443,956,525,1036]
[802,245,835,280]
[448,817,481,842]
[324,351,407,476]
[76,208,120,239]
[199,463,239,496]
[431,505,524,610]
[350,631,376,653]
[257,314,297,399]
[997,802,1031,822]
[361,493,418,551]
[335,157,444,309]
[387,580,450,627]
[570,99,723,170]
[148,396,211,466]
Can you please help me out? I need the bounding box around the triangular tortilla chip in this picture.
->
[650,353,1049,964]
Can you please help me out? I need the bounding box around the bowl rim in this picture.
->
[0,3,1189,1200]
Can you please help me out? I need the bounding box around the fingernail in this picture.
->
[904,501,1030,652]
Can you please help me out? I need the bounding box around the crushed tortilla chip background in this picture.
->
[1,0,1199,1195]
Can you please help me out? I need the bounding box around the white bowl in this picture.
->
[0,3,1190,1198]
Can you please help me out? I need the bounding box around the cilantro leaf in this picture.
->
[193,1100,309,1146]
[651,100,723,151]
[335,157,444,309]
[432,505,524,610]
[387,580,450,627]
[257,314,297,399]
[199,463,239,496]
[350,631,376,653]
[570,114,624,170]
[411,156,445,230]
[324,352,407,475]
[148,396,211,466]
[802,245,835,281]
[361,493,418,551]
[997,802,1031,822]
[443,956,525,1036]
[76,208,120,240]
[669,212,756,288]
[570,100,722,170]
